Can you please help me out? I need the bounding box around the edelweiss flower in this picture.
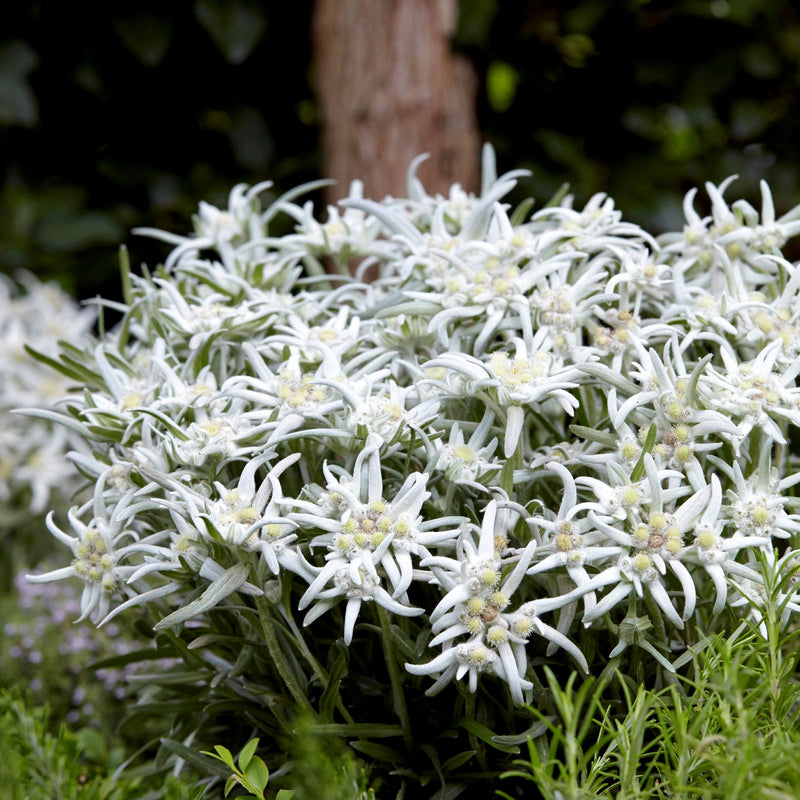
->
[582,456,711,628]
[409,500,586,703]
[700,340,800,445]
[289,437,462,643]
[683,474,767,613]
[431,409,501,491]
[27,477,168,622]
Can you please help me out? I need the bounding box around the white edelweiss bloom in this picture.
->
[270,307,364,361]
[405,241,575,354]
[77,343,160,432]
[683,474,767,614]
[532,191,658,255]
[134,180,274,271]
[167,452,305,576]
[428,333,580,458]
[341,377,440,448]
[610,339,739,483]
[735,283,800,363]
[149,359,222,413]
[152,279,277,350]
[407,500,541,703]
[527,463,623,613]
[26,477,168,623]
[167,404,257,467]
[720,453,800,545]
[582,456,711,628]
[568,387,648,474]
[409,500,589,703]
[712,178,800,265]
[11,424,82,514]
[288,436,462,644]
[590,304,675,373]
[370,144,530,245]
[700,340,800,446]
[661,178,800,300]
[431,409,501,491]
[221,342,345,444]
[278,181,391,261]
[605,244,669,302]
[530,254,617,362]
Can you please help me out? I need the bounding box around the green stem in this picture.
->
[464,692,488,773]
[254,593,315,715]
[377,605,413,750]
[282,604,355,724]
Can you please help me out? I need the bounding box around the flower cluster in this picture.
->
[25,148,800,708]
[0,274,94,527]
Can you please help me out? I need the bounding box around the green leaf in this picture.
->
[213,745,236,769]
[244,755,269,793]
[154,562,252,630]
[510,197,535,226]
[441,750,476,772]
[88,646,178,670]
[238,738,260,773]
[491,718,553,745]
[569,424,618,449]
[349,740,406,763]
[630,423,657,482]
[161,739,232,780]
[319,644,348,722]
[577,362,640,395]
[309,723,405,739]
[544,182,571,208]
[113,13,172,67]
[224,774,240,797]
[455,719,519,754]
[275,791,295,799]
[0,41,38,126]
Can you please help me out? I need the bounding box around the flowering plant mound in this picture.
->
[24,147,800,794]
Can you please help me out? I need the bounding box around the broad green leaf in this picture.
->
[238,737,260,772]
[213,745,236,769]
[244,755,269,792]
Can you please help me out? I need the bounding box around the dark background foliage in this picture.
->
[3,0,800,299]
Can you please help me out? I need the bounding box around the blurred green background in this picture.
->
[2,0,800,299]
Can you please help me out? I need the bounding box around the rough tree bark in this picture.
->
[312,0,480,206]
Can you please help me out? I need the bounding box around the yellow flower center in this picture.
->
[633,553,652,572]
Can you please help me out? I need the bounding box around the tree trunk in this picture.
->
[312,0,480,206]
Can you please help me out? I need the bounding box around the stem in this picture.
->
[282,602,355,724]
[464,692,488,773]
[377,604,413,750]
[254,593,315,715]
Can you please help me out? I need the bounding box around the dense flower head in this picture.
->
[24,146,800,707]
